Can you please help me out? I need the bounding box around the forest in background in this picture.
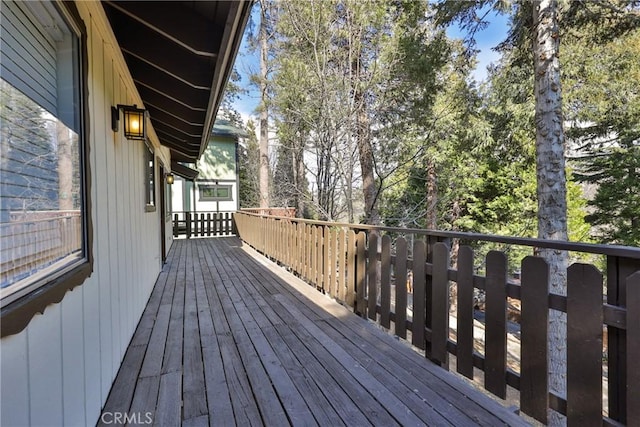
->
[221,0,639,248]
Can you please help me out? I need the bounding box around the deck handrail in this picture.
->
[237,211,640,259]
[233,211,640,426]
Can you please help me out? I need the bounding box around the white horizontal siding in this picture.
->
[1,2,171,426]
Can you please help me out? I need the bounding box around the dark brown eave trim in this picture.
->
[1,0,93,338]
[198,0,252,160]
[171,161,199,181]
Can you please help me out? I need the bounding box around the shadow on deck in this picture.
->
[100,237,528,426]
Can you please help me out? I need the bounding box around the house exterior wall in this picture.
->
[193,179,238,213]
[199,138,237,180]
[1,2,172,425]
[196,138,238,212]
[171,138,239,214]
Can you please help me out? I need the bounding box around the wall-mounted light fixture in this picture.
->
[111,104,147,140]
[166,173,175,185]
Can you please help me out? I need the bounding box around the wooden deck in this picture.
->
[100,237,529,426]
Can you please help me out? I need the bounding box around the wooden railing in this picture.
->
[234,211,640,426]
[172,211,235,238]
[1,211,82,287]
[240,207,296,217]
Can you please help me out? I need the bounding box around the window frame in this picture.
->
[199,183,233,202]
[144,142,156,212]
[1,1,93,337]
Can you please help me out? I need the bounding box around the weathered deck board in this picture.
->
[100,237,530,427]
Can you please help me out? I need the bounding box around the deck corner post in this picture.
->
[186,211,192,239]
[606,256,640,423]
[627,271,640,424]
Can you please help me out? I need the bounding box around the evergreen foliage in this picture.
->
[232,0,638,249]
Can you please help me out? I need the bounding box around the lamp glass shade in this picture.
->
[166,173,175,185]
[122,107,146,140]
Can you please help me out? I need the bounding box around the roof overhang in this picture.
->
[102,1,252,163]
[171,161,199,181]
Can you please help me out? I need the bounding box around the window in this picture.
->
[199,184,233,201]
[144,143,155,210]
[0,1,89,322]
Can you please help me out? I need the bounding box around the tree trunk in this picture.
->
[533,1,568,424]
[296,142,306,217]
[57,122,73,210]
[259,1,270,209]
[356,113,378,225]
[425,159,437,229]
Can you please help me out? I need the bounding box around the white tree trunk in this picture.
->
[259,1,270,209]
[57,122,73,210]
[533,1,568,425]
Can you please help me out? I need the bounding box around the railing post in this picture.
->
[425,235,449,359]
[607,255,640,423]
[627,272,640,423]
[231,212,237,236]
[173,213,179,237]
[186,212,191,239]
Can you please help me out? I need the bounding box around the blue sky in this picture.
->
[446,9,510,82]
[231,5,510,120]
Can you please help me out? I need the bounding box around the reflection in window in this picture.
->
[0,1,85,305]
[145,144,155,207]
[0,82,83,302]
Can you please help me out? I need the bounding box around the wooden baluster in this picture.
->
[430,242,449,367]
[567,263,603,427]
[346,230,357,309]
[367,232,379,321]
[317,226,324,290]
[311,226,317,286]
[324,226,331,296]
[484,250,507,399]
[338,229,346,302]
[307,224,312,281]
[355,231,366,317]
[412,239,426,349]
[456,246,474,379]
[380,235,392,329]
[520,256,549,424]
[395,237,408,339]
